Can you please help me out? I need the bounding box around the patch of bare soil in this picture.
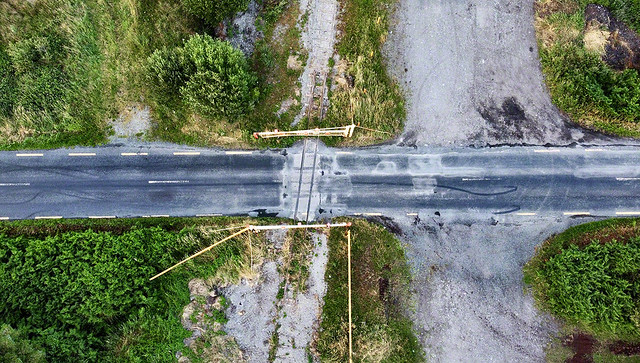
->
[201,231,329,362]
[108,104,151,141]
[585,4,640,71]
[564,333,597,363]
[609,341,640,356]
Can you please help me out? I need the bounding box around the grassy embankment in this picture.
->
[535,0,640,137]
[524,218,640,361]
[317,218,424,362]
[0,0,306,150]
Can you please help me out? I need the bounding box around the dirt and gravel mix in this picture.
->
[392,213,601,362]
[384,0,610,147]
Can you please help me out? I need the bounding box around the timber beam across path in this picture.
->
[2,144,640,220]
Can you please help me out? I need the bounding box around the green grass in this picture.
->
[317,218,424,362]
[535,0,640,138]
[524,218,640,342]
[316,0,405,147]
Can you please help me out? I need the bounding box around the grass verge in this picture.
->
[317,218,424,362]
[534,0,640,138]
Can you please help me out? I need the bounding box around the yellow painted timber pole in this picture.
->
[348,228,353,363]
[150,227,250,281]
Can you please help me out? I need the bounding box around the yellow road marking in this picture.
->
[35,216,62,220]
[225,151,252,155]
[173,151,200,156]
[121,152,148,156]
[16,153,43,157]
[534,149,560,153]
[68,152,96,156]
[616,211,640,215]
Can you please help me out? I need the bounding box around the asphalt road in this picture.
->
[1,143,640,221]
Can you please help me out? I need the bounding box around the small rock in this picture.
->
[287,55,303,70]
[188,278,209,296]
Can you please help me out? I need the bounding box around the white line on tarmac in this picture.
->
[68,152,96,156]
[563,212,591,216]
[616,177,640,181]
[121,152,148,156]
[148,180,189,184]
[585,148,605,152]
[406,213,418,216]
[150,215,170,218]
[336,151,353,155]
[225,151,252,155]
[0,217,8,220]
[461,178,501,181]
[0,183,30,186]
[35,216,62,220]
[89,215,116,219]
[616,211,640,215]
[534,149,560,153]
[173,151,200,156]
[196,213,222,217]
[16,153,43,157]
[516,212,537,216]
[363,212,382,216]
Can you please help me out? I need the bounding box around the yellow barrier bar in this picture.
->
[348,228,353,363]
[149,227,250,280]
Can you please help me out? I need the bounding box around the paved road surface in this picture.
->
[1,143,640,220]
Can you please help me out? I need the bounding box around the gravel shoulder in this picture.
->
[384,0,610,147]
[393,214,602,362]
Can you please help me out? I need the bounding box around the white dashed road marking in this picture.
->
[148,180,189,184]
[16,153,43,157]
[173,151,200,156]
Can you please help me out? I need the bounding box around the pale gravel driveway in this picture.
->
[385,0,610,147]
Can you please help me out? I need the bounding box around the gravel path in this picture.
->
[393,213,598,362]
[384,0,607,147]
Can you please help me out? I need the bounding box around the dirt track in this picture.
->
[385,0,606,147]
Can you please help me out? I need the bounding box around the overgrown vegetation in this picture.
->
[0,216,275,362]
[535,0,640,137]
[181,0,250,26]
[317,0,405,146]
[147,34,259,119]
[317,218,424,362]
[524,218,640,342]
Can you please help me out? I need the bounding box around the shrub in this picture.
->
[181,0,250,25]
[147,34,258,118]
[524,219,640,340]
[0,324,46,363]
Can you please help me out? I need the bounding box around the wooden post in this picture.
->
[348,228,353,363]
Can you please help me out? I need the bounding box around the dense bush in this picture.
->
[541,43,640,124]
[0,227,184,361]
[147,34,259,118]
[524,219,640,340]
[181,0,250,25]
